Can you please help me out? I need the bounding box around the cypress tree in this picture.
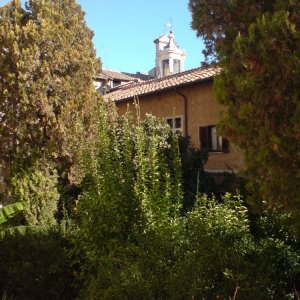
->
[189,0,300,217]
[0,0,101,184]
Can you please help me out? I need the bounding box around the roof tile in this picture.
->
[105,66,220,102]
[96,70,139,82]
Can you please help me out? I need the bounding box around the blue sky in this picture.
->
[0,0,205,73]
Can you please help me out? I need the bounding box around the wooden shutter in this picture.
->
[199,126,209,150]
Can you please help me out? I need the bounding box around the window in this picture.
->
[199,125,229,152]
[113,80,121,88]
[166,116,183,134]
[162,59,170,76]
[173,59,181,74]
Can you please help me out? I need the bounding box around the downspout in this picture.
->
[175,88,188,136]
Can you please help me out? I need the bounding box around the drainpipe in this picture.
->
[175,88,188,137]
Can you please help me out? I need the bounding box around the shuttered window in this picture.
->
[199,125,229,152]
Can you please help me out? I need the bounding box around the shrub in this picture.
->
[170,194,253,299]
[74,103,300,298]
[77,188,300,299]
[0,226,77,300]
[76,108,182,298]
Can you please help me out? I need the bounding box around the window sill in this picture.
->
[208,150,229,154]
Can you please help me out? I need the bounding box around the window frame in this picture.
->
[199,125,229,153]
[166,115,184,134]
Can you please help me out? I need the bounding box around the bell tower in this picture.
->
[153,31,186,78]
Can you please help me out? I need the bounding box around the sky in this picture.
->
[0,0,205,74]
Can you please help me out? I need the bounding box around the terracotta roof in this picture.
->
[105,66,220,102]
[96,70,138,82]
[123,72,154,81]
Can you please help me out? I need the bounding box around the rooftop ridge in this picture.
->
[105,65,220,102]
[96,69,139,81]
[108,65,217,93]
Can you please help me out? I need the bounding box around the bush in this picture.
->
[73,104,300,299]
[76,108,182,298]
[170,194,253,299]
[77,189,300,299]
[0,226,77,300]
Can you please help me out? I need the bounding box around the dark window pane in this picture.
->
[200,125,226,152]
[175,117,181,129]
[166,118,173,128]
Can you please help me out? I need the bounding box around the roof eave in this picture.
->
[110,76,214,103]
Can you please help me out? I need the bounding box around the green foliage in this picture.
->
[217,7,300,216]
[72,101,300,299]
[0,226,77,300]
[171,197,299,299]
[2,102,298,298]
[1,291,15,300]
[76,104,183,298]
[171,194,252,299]
[241,209,300,299]
[189,0,300,218]
[11,158,59,226]
[178,136,210,210]
[78,176,300,299]
[0,0,101,186]
[0,202,25,226]
[0,0,103,231]
[188,0,277,61]
[1,1,299,296]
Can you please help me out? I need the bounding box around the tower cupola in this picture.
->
[153,31,186,78]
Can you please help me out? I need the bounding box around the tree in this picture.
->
[189,0,300,217]
[0,0,101,185]
[11,157,59,226]
[189,0,278,61]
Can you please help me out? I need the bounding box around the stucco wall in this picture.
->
[114,80,245,172]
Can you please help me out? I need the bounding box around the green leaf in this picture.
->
[0,202,26,225]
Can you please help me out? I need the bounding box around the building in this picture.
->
[105,65,245,173]
[148,31,186,78]
[95,31,186,92]
[94,70,140,94]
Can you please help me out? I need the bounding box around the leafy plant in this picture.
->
[76,104,182,298]
[0,226,77,300]
[0,202,25,226]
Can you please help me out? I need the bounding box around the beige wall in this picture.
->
[115,80,245,172]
